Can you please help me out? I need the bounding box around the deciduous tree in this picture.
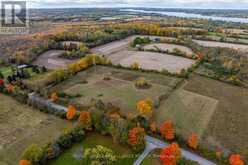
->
[128,126,145,151]
[229,154,244,165]
[78,111,92,130]
[160,143,181,165]
[136,98,153,118]
[187,133,199,149]
[66,105,77,120]
[19,160,31,165]
[84,145,117,165]
[160,120,175,140]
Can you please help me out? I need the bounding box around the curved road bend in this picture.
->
[133,136,216,165]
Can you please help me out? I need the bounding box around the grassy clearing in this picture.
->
[0,94,73,165]
[184,74,248,161]
[51,66,181,116]
[49,132,150,165]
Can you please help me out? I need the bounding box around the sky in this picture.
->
[28,0,248,9]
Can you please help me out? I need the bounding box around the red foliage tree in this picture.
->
[229,154,244,165]
[160,143,181,165]
[160,120,175,140]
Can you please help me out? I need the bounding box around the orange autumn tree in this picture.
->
[66,105,77,120]
[128,127,145,151]
[160,143,181,165]
[50,92,58,102]
[78,111,92,130]
[229,154,244,165]
[160,120,175,140]
[136,98,153,118]
[187,133,199,149]
[6,84,14,93]
[19,160,31,165]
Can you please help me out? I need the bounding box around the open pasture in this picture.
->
[0,94,72,165]
[51,66,182,116]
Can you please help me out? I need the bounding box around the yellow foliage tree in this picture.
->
[136,98,153,117]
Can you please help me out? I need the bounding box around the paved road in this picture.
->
[133,136,217,165]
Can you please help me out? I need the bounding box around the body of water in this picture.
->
[121,9,248,23]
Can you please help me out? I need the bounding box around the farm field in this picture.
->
[48,132,157,165]
[155,82,218,139]
[143,43,194,55]
[184,74,248,161]
[50,66,182,116]
[0,94,73,165]
[115,50,196,73]
[193,39,248,52]
[33,50,76,69]
[91,35,196,73]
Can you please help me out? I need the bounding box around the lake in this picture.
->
[121,9,248,23]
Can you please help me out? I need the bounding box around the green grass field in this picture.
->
[51,66,182,116]
[49,132,158,165]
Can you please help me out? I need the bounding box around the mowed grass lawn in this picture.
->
[49,132,158,165]
[51,66,182,116]
[184,74,248,162]
[0,94,73,165]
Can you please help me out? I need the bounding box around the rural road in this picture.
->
[133,136,217,165]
